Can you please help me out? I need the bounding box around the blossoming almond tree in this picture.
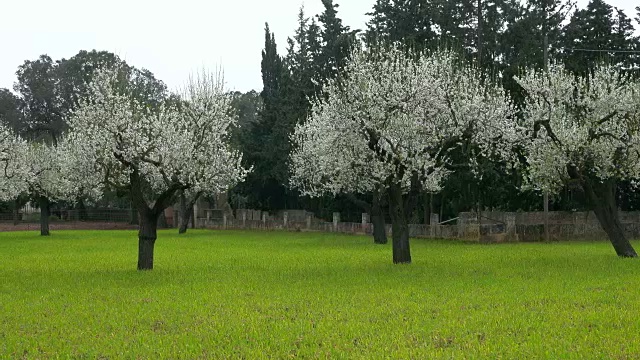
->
[68,68,249,270]
[514,64,640,257]
[0,125,28,201]
[291,48,515,264]
[20,142,75,236]
[173,72,244,235]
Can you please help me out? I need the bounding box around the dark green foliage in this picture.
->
[230,90,262,132]
[0,88,24,134]
[14,55,64,144]
[500,0,571,69]
[499,0,573,104]
[562,0,639,75]
[317,0,358,81]
[365,0,438,53]
[562,0,615,74]
[235,23,293,210]
[365,0,519,70]
[235,4,358,212]
[12,50,169,144]
[55,50,124,118]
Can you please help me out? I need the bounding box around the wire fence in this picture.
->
[0,209,134,223]
[2,207,635,243]
[0,222,138,232]
[0,209,137,233]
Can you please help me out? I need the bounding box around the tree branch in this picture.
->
[597,111,618,126]
[152,182,185,215]
[346,193,372,212]
[533,120,561,145]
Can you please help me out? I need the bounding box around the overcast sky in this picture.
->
[0,0,637,94]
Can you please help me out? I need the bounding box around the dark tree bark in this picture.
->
[371,188,388,244]
[77,198,88,221]
[138,209,160,270]
[440,191,445,222]
[157,212,168,228]
[567,164,637,257]
[13,199,20,225]
[129,168,183,270]
[178,191,198,234]
[38,196,50,236]
[387,183,411,264]
[584,178,637,258]
[423,191,431,225]
[178,208,193,234]
[347,189,388,244]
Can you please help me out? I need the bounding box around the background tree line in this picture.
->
[235,0,640,223]
[1,0,640,224]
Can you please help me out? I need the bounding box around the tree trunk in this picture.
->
[13,199,20,225]
[429,193,434,223]
[584,178,637,258]
[439,191,445,223]
[215,191,234,224]
[371,189,387,244]
[77,198,88,221]
[388,183,411,264]
[129,200,139,225]
[178,192,196,234]
[39,196,50,236]
[129,167,182,270]
[138,211,160,270]
[347,190,388,244]
[423,191,431,225]
[178,212,192,234]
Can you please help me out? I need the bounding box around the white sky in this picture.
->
[0,0,637,93]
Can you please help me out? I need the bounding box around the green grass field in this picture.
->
[1,230,640,359]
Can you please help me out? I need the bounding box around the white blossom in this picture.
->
[66,67,249,206]
[0,125,28,201]
[291,48,515,197]
[514,64,640,193]
[19,141,75,201]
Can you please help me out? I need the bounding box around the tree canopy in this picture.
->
[291,47,515,263]
[513,63,640,256]
[66,68,248,269]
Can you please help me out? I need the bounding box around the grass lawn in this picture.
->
[1,230,640,359]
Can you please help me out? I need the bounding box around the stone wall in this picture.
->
[196,209,640,242]
[459,211,640,242]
